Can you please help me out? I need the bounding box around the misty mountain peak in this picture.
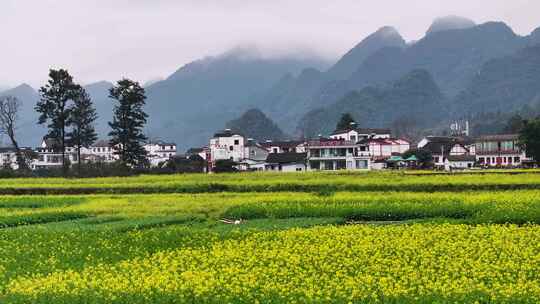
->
[1,83,37,97]
[220,45,263,60]
[225,108,288,142]
[326,26,405,80]
[426,16,476,35]
[374,26,402,39]
[14,83,35,92]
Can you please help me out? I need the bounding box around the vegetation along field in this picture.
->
[0,171,539,303]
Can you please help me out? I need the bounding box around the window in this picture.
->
[478,157,485,164]
[234,140,239,145]
[356,160,368,169]
[514,156,520,163]
[229,146,233,151]
[273,148,278,153]
[350,135,356,141]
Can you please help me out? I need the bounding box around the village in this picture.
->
[204,123,533,172]
[1,119,532,173]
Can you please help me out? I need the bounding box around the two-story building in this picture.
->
[330,127,391,142]
[209,129,246,169]
[32,138,79,170]
[418,136,470,167]
[475,134,530,167]
[306,138,371,170]
[363,138,410,159]
[0,147,34,170]
[239,139,269,171]
[86,140,117,163]
[144,140,177,167]
[260,140,306,154]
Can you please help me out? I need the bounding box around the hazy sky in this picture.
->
[1,0,539,88]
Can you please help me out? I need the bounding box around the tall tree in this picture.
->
[67,87,98,175]
[519,118,540,163]
[36,69,80,175]
[336,113,356,131]
[108,79,148,168]
[0,96,28,171]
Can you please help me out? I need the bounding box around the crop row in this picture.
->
[1,191,540,229]
[1,171,540,194]
[4,224,539,303]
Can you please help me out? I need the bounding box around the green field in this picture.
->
[1,172,539,303]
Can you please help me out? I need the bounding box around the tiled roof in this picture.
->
[266,153,307,164]
[423,142,466,155]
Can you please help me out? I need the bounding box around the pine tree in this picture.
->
[36,69,80,175]
[67,87,98,175]
[336,113,356,131]
[108,79,148,168]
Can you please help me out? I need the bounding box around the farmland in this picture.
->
[0,172,539,303]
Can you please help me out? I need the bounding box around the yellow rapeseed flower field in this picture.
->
[4,224,539,303]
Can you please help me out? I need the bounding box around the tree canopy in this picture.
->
[108,79,148,168]
[336,113,356,131]
[519,118,540,163]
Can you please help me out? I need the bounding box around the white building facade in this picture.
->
[209,129,246,168]
[475,134,531,167]
[144,141,177,167]
[306,139,371,171]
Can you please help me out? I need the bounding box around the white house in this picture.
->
[444,155,476,170]
[86,140,117,163]
[418,136,470,167]
[330,127,391,142]
[32,138,79,170]
[475,134,531,167]
[363,138,410,159]
[240,139,269,171]
[260,140,306,153]
[144,140,177,167]
[306,138,371,171]
[0,147,34,170]
[265,152,307,172]
[209,129,246,168]
[0,147,18,169]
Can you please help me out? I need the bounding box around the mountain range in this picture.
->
[3,16,540,150]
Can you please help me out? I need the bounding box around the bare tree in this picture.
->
[0,96,29,170]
